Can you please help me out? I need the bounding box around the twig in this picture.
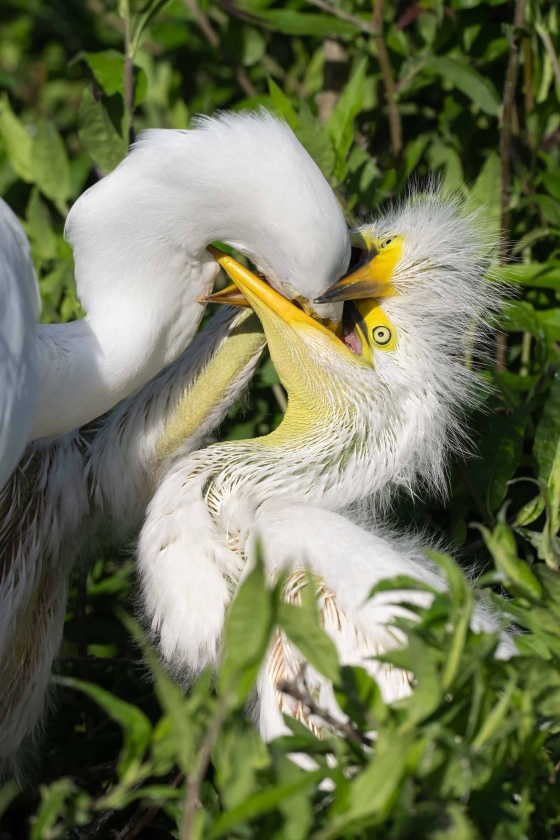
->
[498,0,527,369]
[306,0,372,33]
[181,696,228,839]
[121,0,135,143]
[318,38,348,124]
[117,772,185,840]
[182,0,257,98]
[307,0,402,157]
[371,0,402,158]
[277,678,369,747]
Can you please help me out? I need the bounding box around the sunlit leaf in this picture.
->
[78,87,128,174]
[428,56,501,115]
[0,92,32,181]
[32,119,72,209]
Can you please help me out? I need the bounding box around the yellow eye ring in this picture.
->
[372,326,392,346]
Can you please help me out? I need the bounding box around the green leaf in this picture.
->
[346,731,414,820]
[29,779,79,840]
[296,106,336,181]
[277,597,340,685]
[81,50,146,106]
[467,151,500,238]
[117,609,196,773]
[472,674,517,750]
[512,494,546,527]
[268,79,298,130]
[237,5,362,38]
[470,408,528,513]
[424,550,474,690]
[209,770,326,838]
[499,261,560,289]
[130,0,174,55]
[55,676,152,778]
[32,119,72,209]
[0,92,32,181]
[82,50,126,96]
[428,56,501,116]
[26,188,58,262]
[219,551,275,699]
[0,781,20,820]
[479,521,543,600]
[534,375,560,488]
[326,58,367,175]
[78,87,128,174]
[535,195,560,226]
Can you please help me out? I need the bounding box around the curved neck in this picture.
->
[30,257,216,440]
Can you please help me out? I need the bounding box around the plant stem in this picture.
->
[180,696,228,840]
[498,0,527,369]
[371,0,402,158]
[306,0,371,33]
[184,0,257,98]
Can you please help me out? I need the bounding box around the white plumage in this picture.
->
[137,190,513,740]
[0,111,350,775]
[0,201,40,489]
[28,110,349,440]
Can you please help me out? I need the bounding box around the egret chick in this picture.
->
[138,190,512,742]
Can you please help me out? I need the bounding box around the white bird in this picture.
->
[137,191,513,742]
[0,111,350,775]
[6,110,348,445]
[0,201,40,489]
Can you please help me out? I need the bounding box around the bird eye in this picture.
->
[372,326,392,346]
[380,237,393,249]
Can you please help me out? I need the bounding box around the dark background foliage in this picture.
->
[0,0,559,837]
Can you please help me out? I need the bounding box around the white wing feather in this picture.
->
[0,200,40,489]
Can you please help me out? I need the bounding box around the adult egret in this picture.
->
[0,201,40,489]
[138,191,513,741]
[9,110,348,443]
[0,112,350,774]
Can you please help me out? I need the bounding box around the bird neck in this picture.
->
[156,311,265,460]
[189,365,432,542]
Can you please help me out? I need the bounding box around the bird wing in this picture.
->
[245,504,513,741]
[0,200,40,489]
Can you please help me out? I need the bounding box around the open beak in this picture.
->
[314,241,400,304]
[207,247,341,343]
[201,246,342,334]
[199,283,250,307]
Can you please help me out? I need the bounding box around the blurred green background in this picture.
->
[1,0,559,837]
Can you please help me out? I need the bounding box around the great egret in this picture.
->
[0,112,350,774]
[7,110,348,444]
[138,191,513,741]
[0,201,40,489]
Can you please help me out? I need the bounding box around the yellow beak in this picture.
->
[314,239,402,304]
[208,246,340,345]
[198,282,250,307]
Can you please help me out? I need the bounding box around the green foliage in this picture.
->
[0,0,559,836]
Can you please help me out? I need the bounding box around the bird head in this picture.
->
[213,191,499,397]
[211,189,501,500]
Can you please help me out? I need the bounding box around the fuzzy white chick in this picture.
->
[138,190,513,741]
